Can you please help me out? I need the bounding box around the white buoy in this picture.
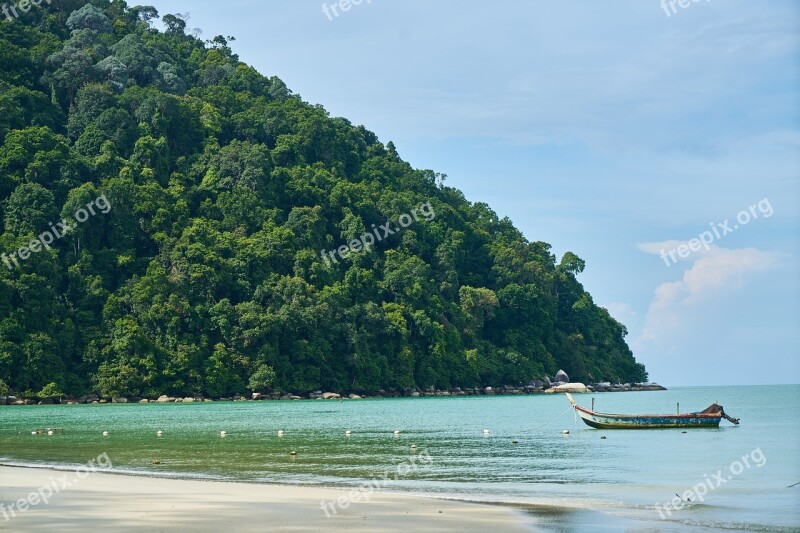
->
[157,431,163,437]
[345,430,352,435]
[410,444,417,449]
[47,430,54,436]
[562,430,570,435]
[393,430,401,435]
[483,429,490,434]
[31,431,37,435]
[102,431,109,437]
[277,430,284,437]
[220,431,227,437]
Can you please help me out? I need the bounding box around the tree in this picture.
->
[67,84,117,140]
[38,382,64,399]
[0,84,63,145]
[0,127,71,192]
[96,56,129,91]
[459,286,499,333]
[162,14,187,35]
[559,251,586,276]
[248,364,276,392]
[156,62,185,94]
[130,5,160,24]
[111,34,162,85]
[4,183,57,236]
[66,4,113,33]
[204,344,247,397]
[45,46,96,106]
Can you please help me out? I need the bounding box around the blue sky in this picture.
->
[154,0,800,386]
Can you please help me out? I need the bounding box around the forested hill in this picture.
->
[0,1,647,399]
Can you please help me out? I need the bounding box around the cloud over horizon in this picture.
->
[636,246,784,344]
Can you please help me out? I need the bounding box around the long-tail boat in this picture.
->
[565,393,740,429]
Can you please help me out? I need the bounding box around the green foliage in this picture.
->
[0,1,647,399]
[248,364,277,392]
[0,378,8,396]
[66,4,113,33]
[38,381,64,398]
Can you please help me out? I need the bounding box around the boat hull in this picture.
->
[575,406,722,429]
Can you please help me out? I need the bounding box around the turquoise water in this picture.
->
[1,385,798,531]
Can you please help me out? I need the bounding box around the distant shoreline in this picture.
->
[1,382,667,406]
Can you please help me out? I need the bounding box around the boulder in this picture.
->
[554,369,570,383]
[112,397,128,403]
[289,395,303,400]
[182,397,194,403]
[139,399,149,403]
[308,392,324,400]
[484,387,495,395]
[410,391,420,397]
[545,382,589,394]
[252,393,263,401]
[156,395,171,403]
[322,392,341,400]
[348,394,362,400]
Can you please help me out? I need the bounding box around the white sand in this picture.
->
[0,466,535,532]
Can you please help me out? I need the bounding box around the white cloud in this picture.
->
[638,247,783,343]
[637,240,716,263]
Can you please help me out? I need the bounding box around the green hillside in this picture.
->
[0,1,647,398]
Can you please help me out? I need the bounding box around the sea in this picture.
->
[1,385,798,532]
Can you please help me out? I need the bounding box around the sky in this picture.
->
[153,0,800,386]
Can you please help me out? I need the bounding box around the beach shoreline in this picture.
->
[0,465,537,532]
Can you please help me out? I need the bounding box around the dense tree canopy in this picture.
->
[0,1,646,398]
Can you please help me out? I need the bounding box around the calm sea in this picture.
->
[1,385,798,531]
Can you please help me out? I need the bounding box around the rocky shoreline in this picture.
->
[0,382,666,405]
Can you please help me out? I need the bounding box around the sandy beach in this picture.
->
[0,466,534,532]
